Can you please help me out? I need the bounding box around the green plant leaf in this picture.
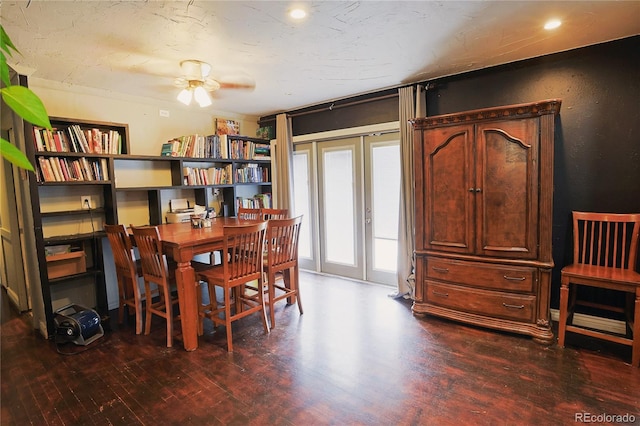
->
[0,138,34,171]
[0,25,20,56]
[0,51,9,87]
[1,85,52,129]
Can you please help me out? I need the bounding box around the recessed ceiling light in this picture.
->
[289,8,306,20]
[544,19,562,30]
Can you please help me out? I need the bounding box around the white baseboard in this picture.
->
[550,308,627,335]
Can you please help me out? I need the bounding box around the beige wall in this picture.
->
[29,78,259,155]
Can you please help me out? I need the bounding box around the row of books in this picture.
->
[228,138,269,160]
[163,134,212,158]
[236,193,272,211]
[160,134,270,160]
[37,156,109,183]
[235,164,269,183]
[33,125,122,154]
[253,143,271,160]
[182,165,233,186]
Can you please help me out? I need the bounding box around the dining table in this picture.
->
[153,217,259,351]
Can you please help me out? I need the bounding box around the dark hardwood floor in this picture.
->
[2,271,639,425]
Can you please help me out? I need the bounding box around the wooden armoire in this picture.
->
[411,100,561,344]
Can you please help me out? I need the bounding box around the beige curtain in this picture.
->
[394,85,425,299]
[274,113,295,211]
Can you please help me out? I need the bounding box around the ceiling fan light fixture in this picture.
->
[194,86,212,107]
[177,88,193,105]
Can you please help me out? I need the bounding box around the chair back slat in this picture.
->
[572,211,640,270]
[131,226,169,282]
[223,222,267,285]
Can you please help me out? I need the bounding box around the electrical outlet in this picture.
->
[81,195,93,209]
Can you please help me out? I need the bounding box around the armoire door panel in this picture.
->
[476,119,539,259]
[423,126,474,254]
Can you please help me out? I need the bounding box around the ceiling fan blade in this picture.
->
[218,81,256,90]
[173,77,188,88]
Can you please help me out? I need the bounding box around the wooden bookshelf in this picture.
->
[26,117,130,337]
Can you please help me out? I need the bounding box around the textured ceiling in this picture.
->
[1,1,639,117]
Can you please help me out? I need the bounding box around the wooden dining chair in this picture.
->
[131,225,180,348]
[261,208,288,220]
[195,221,269,352]
[105,224,145,334]
[237,207,262,220]
[263,215,303,328]
[558,211,640,367]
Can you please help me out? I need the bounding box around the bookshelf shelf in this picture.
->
[41,208,106,217]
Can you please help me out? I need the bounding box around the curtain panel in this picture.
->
[395,85,425,298]
[274,113,295,212]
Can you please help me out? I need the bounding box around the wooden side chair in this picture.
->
[105,224,145,334]
[131,225,180,348]
[196,221,270,352]
[558,211,640,367]
[237,207,262,220]
[261,208,288,220]
[263,215,303,328]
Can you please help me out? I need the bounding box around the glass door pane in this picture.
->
[318,138,363,279]
[365,133,400,285]
[293,144,316,270]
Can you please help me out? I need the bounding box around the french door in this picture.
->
[293,131,400,285]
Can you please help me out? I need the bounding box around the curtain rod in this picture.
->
[260,81,435,122]
[288,92,399,118]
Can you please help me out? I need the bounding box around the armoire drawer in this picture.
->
[425,281,536,322]
[425,257,535,293]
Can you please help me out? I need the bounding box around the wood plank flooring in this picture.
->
[2,271,639,425]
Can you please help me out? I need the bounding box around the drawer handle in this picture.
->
[433,290,449,298]
[503,275,526,281]
[432,267,449,274]
[502,303,525,310]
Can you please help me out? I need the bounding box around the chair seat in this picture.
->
[562,264,640,287]
[197,264,225,282]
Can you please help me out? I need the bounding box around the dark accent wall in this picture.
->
[429,36,640,309]
[261,36,640,310]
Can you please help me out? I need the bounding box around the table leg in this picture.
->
[175,260,198,351]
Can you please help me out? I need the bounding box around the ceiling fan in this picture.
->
[173,59,255,107]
